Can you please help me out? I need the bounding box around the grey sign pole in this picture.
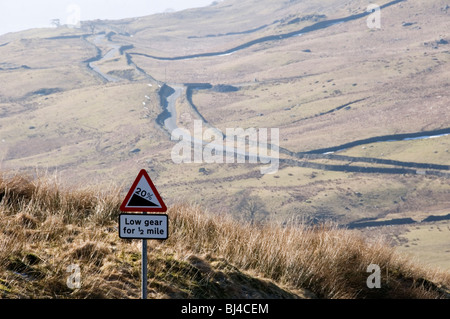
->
[141,212,148,299]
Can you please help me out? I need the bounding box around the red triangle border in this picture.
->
[120,169,168,213]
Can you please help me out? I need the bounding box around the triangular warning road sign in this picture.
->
[120,170,167,212]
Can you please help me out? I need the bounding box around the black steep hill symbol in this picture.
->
[127,194,159,207]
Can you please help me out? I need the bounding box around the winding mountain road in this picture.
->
[81,4,449,177]
[86,34,121,83]
[129,0,405,61]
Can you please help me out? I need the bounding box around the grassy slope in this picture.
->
[0,0,448,271]
[395,222,450,271]
[128,0,450,231]
[0,172,449,299]
[0,30,171,186]
[0,81,168,184]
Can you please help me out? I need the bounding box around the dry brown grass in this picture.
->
[167,204,450,299]
[0,171,449,299]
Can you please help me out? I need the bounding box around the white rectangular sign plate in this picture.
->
[119,214,169,240]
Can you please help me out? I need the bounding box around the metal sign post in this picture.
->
[141,212,148,300]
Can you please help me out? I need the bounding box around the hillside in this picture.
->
[0,0,449,277]
[0,172,449,299]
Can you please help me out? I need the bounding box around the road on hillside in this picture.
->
[81,19,448,177]
[86,34,121,83]
[162,84,279,174]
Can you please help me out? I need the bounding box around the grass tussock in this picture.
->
[0,171,449,299]
[167,205,450,299]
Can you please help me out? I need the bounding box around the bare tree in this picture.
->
[235,194,268,225]
[82,21,96,34]
[88,23,96,34]
[50,19,61,28]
